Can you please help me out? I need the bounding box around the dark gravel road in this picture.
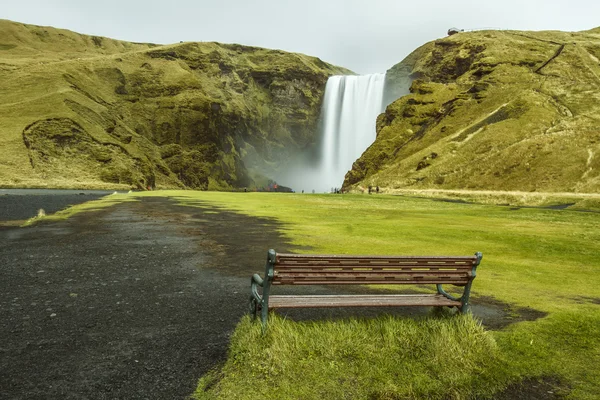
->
[0,197,298,400]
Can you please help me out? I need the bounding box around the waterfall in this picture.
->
[319,73,386,191]
[275,73,386,193]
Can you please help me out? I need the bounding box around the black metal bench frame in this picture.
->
[250,249,483,327]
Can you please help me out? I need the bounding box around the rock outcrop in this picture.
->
[344,28,600,193]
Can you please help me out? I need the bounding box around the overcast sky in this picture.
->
[3,0,600,74]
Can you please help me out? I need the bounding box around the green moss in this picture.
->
[348,29,600,193]
[0,19,350,190]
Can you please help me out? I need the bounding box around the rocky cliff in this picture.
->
[0,19,350,190]
[345,28,600,193]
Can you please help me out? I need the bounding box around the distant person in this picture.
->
[368,186,372,194]
[376,186,379,194]
[302,190,304,194]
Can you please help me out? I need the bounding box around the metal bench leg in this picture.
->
[249,296,258,320]
[459,279,474,314]
[460,252,483,314]
[261,300,269,330]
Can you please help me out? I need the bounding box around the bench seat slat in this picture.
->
[274,271,470,280]
[273,279,469,285]
[277,260,475,266]
[274,265,474,271]
[277,257,476,262]
[277,254,477,261]
[268,294,461,309]
[274,271,471,277]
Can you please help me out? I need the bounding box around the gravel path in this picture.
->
[0,197,297,400]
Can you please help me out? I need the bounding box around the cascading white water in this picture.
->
[319,73,386,191]
[274,73,386,193]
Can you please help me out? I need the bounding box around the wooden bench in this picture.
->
[250,249,482,326]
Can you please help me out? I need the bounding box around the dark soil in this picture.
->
[492,376,570,399]
[0,196,549,399]
[471,295,548,330]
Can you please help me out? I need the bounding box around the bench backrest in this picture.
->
[268,252,481,286]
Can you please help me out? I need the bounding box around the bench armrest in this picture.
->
[436,284,461,302]
[252,273,264,287]
[251,274,264,302]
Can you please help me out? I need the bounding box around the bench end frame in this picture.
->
[436,251,483,313]
[250,249,276,329]
[249,273,263,319]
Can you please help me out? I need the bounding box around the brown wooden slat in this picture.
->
[276,264,474,269]
[277,255,474,259]
[276,259,475,265]
[278,259,473,262]
[274,270,471,277]
[273,274,471,283]
[275,265,473,271]
[277,257,475,261]
[273,270,471,275]
[275,267,473,272]
[272,279,469,285]
[274,270,470,275]
[276,253,476,260]
[268,294,461,309]
[275,265,472,268]
[275,264,473,270]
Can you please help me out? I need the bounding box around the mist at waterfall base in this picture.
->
[276,73,386,193]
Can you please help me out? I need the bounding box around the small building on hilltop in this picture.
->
[447,27,464,36]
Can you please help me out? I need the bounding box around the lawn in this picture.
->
[128,191,599,400]
[52,190,600,398]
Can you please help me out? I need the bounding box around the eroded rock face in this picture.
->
[0,20,350,190]
[23,118,156,189]
[344,28,600,193]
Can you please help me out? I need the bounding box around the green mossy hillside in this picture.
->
[345,28,600,193]
[0,19,350,189]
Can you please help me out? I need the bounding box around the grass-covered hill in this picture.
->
[345,27,600,193]
[0,19,349,190]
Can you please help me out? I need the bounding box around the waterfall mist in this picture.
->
[276,73,386,193]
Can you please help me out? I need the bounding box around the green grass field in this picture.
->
[37,190,600,398]
[130,191,599,399]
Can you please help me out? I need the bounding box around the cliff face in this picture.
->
[0,20,349,190]
[345,28,600,193]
